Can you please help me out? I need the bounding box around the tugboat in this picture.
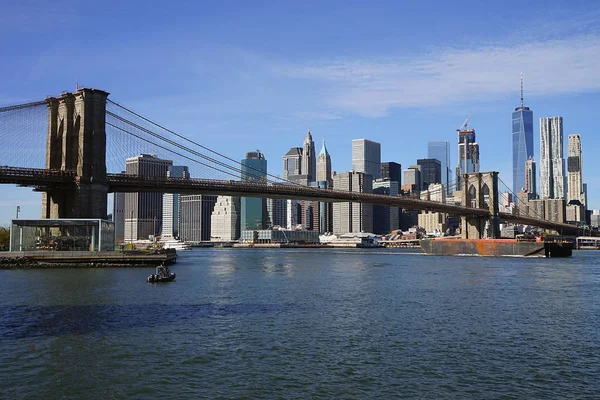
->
[147,263,176,283]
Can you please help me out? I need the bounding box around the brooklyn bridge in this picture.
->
[0,88,588,237]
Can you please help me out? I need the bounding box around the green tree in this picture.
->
[0,227,9,251]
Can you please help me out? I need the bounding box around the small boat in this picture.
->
[160,240,192,251]
[147,264,177,283]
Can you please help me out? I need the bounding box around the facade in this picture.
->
[456,129,479,190]
[302,131,316,183]
[403,166,421,192]
[539,117,565,199]
[332,171,373,234]
[512,79,534,195]
[373,179,400,234]
[352,139,381,180]
[525,157,537,199]
[380,162,402,184]
[528,199,545,220]
[266,196,287,228]
[282,147,302,180]
[124,154,172,241]
[241,150,267,231]
[113,191,125,242]
[544,198,566,224]
[161,165,190,239]
[316,140,332,186]
[567,134,584,206]
[179,194,217,242]
[417,158,442,189]
[418,212,447,236]
[210,196,240,241]
[427,141,451,194]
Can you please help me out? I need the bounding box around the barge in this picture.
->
[420,238,573,258]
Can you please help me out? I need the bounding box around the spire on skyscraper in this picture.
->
[520,72,524,108]
[319,139,329,156]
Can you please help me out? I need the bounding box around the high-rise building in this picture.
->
[417,158,442,189]
[161,165,190,239]
[402,165,421,193]
[427,141,451,193]
[525,157,537,199]
[241,150,267,230]
[332,171,373,234]
[113,188,125,242]
[567,134,584,206]
[302,130,316,183]
[210,196,240,241]
[352,139,381,179]
[512,74,534,195]
[124,154,172,241]
[316,140,332,186]
[282,147,302,180]
[179,194,217,242]
[373,179,400,234]
[455,127,479,190]
[540,117,565,199]
[380,162,401,184]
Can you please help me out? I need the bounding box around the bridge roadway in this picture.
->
[0,166,588,235]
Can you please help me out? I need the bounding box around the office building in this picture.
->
[113,190,125,242]
[241,150,267,230]
[332,171,373,234]
[540,117,565,199]
[210,196,240,241]
[544,198,566,224]
[317,140,333,186]
[373,179,400,234]
[402,165,421,193]
[282,147,302,180]
[161,165,190,239]
[427,141,451,193]
[266,194,288,229]
[179,194,217,242]
[525,157,537,199]
[124,154,172,241]
[352,139,381,179]
[380,162,401,184]
[302,130,316,183]
[567,134,584,206]
[512,75,534,195]
[417,158,442,189]
[456,126,479,190]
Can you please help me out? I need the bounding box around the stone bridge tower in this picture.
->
[461,172,500,239]
[42,88,110,219]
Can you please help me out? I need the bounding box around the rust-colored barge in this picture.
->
[420,238,573,257]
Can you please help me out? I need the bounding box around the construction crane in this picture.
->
[456,115,471,132]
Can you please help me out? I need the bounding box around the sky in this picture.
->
[1,0,600,225]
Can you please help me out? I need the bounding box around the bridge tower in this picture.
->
[461,171,500,239]
[42,88,110,219]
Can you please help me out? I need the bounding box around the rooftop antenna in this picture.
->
[520,72,524,108]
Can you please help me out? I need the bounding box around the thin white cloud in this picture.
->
[281,35,600,117]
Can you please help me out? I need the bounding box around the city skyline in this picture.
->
[2,1,600,225]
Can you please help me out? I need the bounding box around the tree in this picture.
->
[0,227,10,251]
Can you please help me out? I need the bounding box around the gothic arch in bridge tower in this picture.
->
[461,172,500,239]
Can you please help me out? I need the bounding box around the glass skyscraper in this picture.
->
[512,76,534,196]
[241,150,267,230]
[427,141,450,194]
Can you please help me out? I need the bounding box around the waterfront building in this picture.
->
[591,210,600,228]
[427,141,451,193]
[241,150,267,231]
[287,199,302,229]
[302,131,316,183]
[352,139,381,179]
[332,171,373,234]
[373,179,400,234]
[417,158,442,189]
[113,190,125,242]
[238,229,320,244]
[282,147,302,180]
[420,183,446,203]
[179,194,217,242]
[567,134,585,206]
[161,165,190,239]
[210,196,240,241]
[544,198,566,224]
[124,153,172,241]
[418,212,447,236]
[539,117,565,199]
[528,198,545,220]
[525,157,537,199]
[380,162,401,184]
[266,196,287,228]
[512,75,534,195]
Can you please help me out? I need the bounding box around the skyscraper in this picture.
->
[210,196,240,241]
[332,171,373,234]
[240,150,267,230]
[302,130,316,183]
[282,147,302,180]
[512,74,534,195]
[124,153,172,241]
[316,140,332,186]
[525,157,537,199]
[540,117,565,199]
[380,162,401,184]
[316,140,333,233]
[179,194,217,241]
[427,141,451,193]
[417,158,442,189]
[161,165,190,239]
[455,127,479,190]
[567,134,584,206]
[352,139,381,179]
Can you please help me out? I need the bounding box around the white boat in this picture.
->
[160,240,192,251]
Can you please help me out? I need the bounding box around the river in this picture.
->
[1,248,599,399]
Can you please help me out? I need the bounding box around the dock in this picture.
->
[0,249,177,269]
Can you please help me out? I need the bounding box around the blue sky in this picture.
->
[2,0,600,225]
